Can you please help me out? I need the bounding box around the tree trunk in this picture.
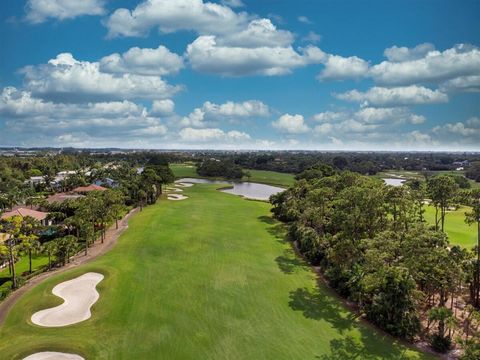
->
[9,244,16,289]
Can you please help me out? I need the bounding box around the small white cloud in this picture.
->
[383,43,435,62]
[298,16,312,24]
[221,0,244,8]
[317,54,369,81]
[100,46,184,76]
[180,100,270,127]
[151,99,175,116]
[371,44,480,86]
[272,114,309,134]
[335,85,448,107]
[302,31,321,44]
[439,75,480,93]
[179,127,250,142]
[25,0,105,24]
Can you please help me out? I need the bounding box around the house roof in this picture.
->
[72,184,107,193]
[46,193,84,203]
[1,207,49,221]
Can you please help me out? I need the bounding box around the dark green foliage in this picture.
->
[362,267,420,340]
[270,170,465,344]
[429,334,452,353]
[197,159,244,179]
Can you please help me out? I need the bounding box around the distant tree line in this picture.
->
[196,159,244,179]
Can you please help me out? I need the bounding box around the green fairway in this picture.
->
[170,163,198,178]
[243,169,295,187]
[424,205,476,249]
[0,185,432,359]
[171,163,295,188]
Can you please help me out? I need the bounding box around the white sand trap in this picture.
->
[166,187,183,192]
[23,352,85,360]
[31,272,104,327]
[175,182,194,187]
[168,194,188,201]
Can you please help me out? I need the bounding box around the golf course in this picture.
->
[0,183,432,359]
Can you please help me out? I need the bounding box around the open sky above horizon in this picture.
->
[0,0,479,150]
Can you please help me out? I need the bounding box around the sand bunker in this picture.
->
[166,187,183,192]
[31,272,104,327]
[23,352,84,360]
[167,194,189,201]
[175,182,194,187]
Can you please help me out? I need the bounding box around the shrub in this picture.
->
[430,334,452,353]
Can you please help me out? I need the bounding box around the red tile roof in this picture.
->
[1,207,49,221]
[47,193,84,203]
[72,184,107,193]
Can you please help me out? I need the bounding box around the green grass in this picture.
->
[171,163,295,188]
[0,253,49,282]
[0,185,431,359]
[424,205,477,249]
[170,163,198,178]
[243,169,295,188]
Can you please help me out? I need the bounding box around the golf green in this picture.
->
[0,184,432,359]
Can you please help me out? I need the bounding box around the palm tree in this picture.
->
[19,235,41,274]
[44,241,57,270]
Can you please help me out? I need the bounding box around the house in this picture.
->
[72,184,107,194]
[46,193,84,204]
[0,207,51,226]
[26,176,45,187]
[94,178,118,188]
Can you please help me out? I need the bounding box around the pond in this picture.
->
[175,178,285,200]
[383,178,405,186]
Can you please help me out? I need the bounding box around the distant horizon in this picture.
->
[1,145,480,154]
[1,0,479,150]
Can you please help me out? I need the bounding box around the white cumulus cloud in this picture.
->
[21,53,182,102]
[25,0,105,24]
[335,85,448,107]
[100,46,184,76]
[272,114,309,134]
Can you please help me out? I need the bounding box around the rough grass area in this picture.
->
[0,185,431,359]
[171,163,295,188]
[424,205,476,249]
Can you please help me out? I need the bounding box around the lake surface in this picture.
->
[176,178,284,200]
[383,178,405,186]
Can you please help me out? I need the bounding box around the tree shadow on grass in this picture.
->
[289,287,357,334]
[315,335,413,360]
[258,215,276,225]
[275,249,308,274]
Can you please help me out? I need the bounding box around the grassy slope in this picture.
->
[0,185,431,359]
[424,205,476,249]
[171,163,295,188]
[244,169,295,188]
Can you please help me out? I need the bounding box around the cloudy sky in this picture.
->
[0,0,479,150]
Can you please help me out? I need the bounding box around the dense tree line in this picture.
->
[197,159,244,179]
[271,170,480,356]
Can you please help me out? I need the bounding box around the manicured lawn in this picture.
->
[170,163,198,178]
[424,205,476,249]
[0,185,432,359]
[0,254,49,283]
[244,169,295,188]
[171,163,295,188]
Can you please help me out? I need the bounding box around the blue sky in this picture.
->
[0,0,479,150]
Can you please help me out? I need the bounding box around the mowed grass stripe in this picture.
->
[0,184,432,359]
